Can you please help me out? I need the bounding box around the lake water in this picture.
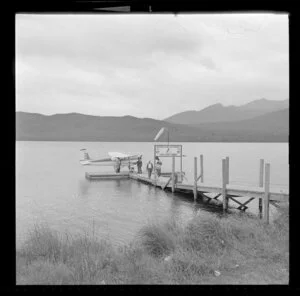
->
[16,141,289,248]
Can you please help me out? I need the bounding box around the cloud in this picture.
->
[16,13,289,119]
[16,15,201,69]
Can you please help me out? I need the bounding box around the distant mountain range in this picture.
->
[16,100,289,142]
[189,108,289,140]
[16,112,209,142]
[164,98,289,124]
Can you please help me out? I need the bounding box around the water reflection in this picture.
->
[168,193,189,221]
[78,179,89,196]
[115,179,121,188]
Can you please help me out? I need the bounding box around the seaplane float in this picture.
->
[79,149,142,167]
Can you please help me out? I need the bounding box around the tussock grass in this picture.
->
[17,260,73,285]
[138,224,176,258]
[20,224,63,263]
[17,206,289,285]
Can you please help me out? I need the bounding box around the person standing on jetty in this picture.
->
[114,158,121,173]
[155,157,162,177]
[146,160,154,179]
[137,157,143,174]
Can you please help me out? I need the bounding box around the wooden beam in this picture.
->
[196,174,202,182]
[227,195,255,211]
[225,156,229,184]
[269,200,280,209]
[264,163,270,224]
[200,154,204,183]
[154,145,157,186]
[171,155,175,193]
[238,197,255,211]
[180,147,183,183]
[222,158,228,212]
[258,159,264,219]
[259,159,264,187]
[194,157,198,201]
[179,183,222,193]
[228,196,249,209]
[214,193,222,200]
[162,176,172,190]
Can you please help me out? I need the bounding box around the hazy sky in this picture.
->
[16,13,289,120]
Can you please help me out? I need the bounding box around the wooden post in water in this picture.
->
[263,163,270,224]
[225,156,229,185]
[154,145,157,186]
[258,159,264,219]
[171,155,175,193]
[180,148,183,183]
[200,154,204,183]
[222,158,228,212]
[194,157,198,201]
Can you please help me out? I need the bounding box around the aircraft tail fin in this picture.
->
[80,149,90,160]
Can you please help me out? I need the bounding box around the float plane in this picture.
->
[79,149,142,167]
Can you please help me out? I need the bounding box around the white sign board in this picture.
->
[155,145,182,157]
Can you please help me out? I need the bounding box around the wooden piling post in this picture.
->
[258,159,264,219]
[180,150,183,183]
[222,159,228,212]
[263,163,270,224]
[225,156,229,184]
[171,155,175,193]
[194,157,198,201]
[200,154,204,183]
[154,145,157,186]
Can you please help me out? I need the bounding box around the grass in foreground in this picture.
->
[16,206,289,285]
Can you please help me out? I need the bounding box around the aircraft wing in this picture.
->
[108,152,142,161]
[108,152,131,159]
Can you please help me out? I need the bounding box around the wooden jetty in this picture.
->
[85,171,181,181]
[85,155,289,224]
[130,155,289,224]
[85,171,129,180]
